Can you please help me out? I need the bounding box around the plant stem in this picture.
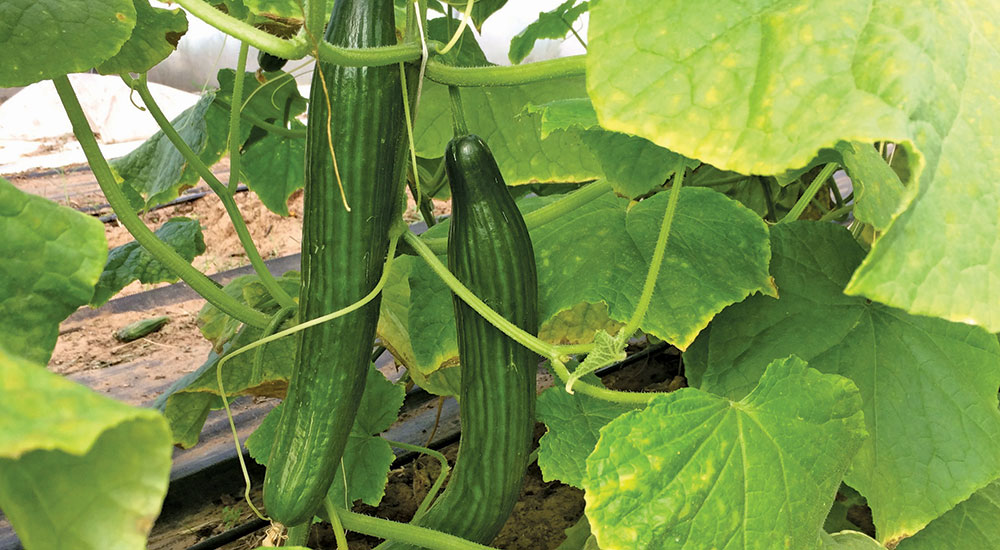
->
[548,358,653,405]
[128,75,297,311]
[620,169,684,339]
[285,522,310,547]
[405,231,564,362]
[422,179,611,253]
[53,75,270,329]
[229,40,250,194]
[323,499,350,550]
[425,55,585,86]
[334,509,494,550]
[303,0,327,43]
[819,204,854,222]
[778,163,838,224]
[383,439,450,521]
[172,0,429,65]
[449,86,468,136]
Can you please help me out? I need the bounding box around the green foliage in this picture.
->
[91,217,206,307]
[526,98,699,198]
[583,356,866,550]
[508,0,588,64]
[0,347,172,550]
[0,177,107,364]
[96,0,187,75]
[835,142,907,230]
[896,480,1000,550]
[535,373,637,489]
[246,364,404,508]
[240,123,306,215]
[0,0,136,87]
[685,222,1000,542]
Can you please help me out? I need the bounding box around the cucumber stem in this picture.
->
[126,75,298,311]
[333,508,495,550]
[620,169,685,339]
[778,162,839,224]
[449,86,468,136]
[425,55,585,86]
[228,40,250,194]
[53,75,270,329]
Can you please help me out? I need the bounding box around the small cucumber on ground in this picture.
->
[377,134,539,548]
[262,0,410,526]
[114,315,169,342]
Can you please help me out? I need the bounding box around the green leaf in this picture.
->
[215,69,307,125]
[821,531,887,550]
[527,98,698,198]
[440,0,506,30]
[564,330,626,392]
[835,142,907,231]
[158,273,299,447]
[111,93,217,208]
[0,177,107,364]
[91,217,206,307]
[588,0,1000,331]
[246,364,404,507]
[684,221,1000,543]
[0,347,171,549]
[0,0,136,87]
[508,0,588,64]
[389,187,772,380]
[96,0,187,75]
[241,122,306,216]
[414,78,601,184]
[895,479,1000,550]
[536,373,637,489]
[583,356,867,550]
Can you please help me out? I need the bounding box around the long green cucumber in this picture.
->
[379,135,539,548]
[263,0,409,526]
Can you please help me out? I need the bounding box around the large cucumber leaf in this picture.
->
[587,0,1000,331]
[0,0,135,87]
[0,177,106,364]
[96,0,187,75]
[583,356,866,550]
[896,479,1000,550]
[684,222,1000,545]
[0,347,172,550]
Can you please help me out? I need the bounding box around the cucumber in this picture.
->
[114,315,169,342]
[262,0,409,526]
[257,50,288,72]
[380,135,539,548]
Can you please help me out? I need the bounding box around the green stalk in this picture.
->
[548,358,654,405]
[53,75,270,329]
[620,169,684,339]
[285,523,310,547]
[229,40,250,194]
[334,508,494,550]
[425,55,586,86]
[172,0,429,65]
[324,499,349,550]
[449,86,468,136]
[383,439,450,521]
[778,163,839,224]
[128,75,297,311]
[405,231,563,362]
[820,204,854,222]
[303,0,327,42]
[421,179,612,254]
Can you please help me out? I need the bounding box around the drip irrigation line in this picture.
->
[184,518,268,550]
[97,185,250,224]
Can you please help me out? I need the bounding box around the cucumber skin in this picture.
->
[262,0,408,526]
[380,135,539,548]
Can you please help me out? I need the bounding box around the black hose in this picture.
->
[185,518,269,550]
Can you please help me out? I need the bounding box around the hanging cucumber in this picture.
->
[379,135,539,548]
[262,0,409,526]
